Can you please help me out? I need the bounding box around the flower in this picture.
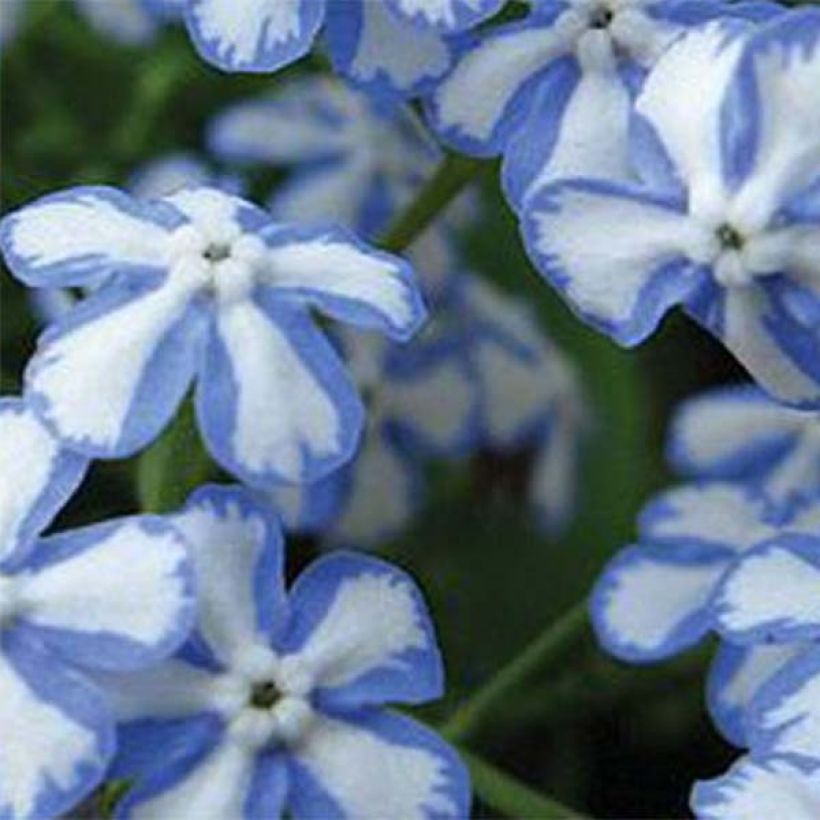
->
[180,0,502,94]
[99,485,471,819]
[208,76,440,238]
[429,0,775,209]
[0,399,194,818]
[521,12,820,407]
[691,755,820,819]
[1,185,426,487]
[271,325,478,547]
[668,384,820,507]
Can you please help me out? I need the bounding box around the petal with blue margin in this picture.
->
[184,0,324,73]
[590,543,730,662]
[0,399,87,569]
[169,486,287,664]
[0,186,173,288]
[197,296,364,487]
[288,709,469,819]
[387,0,503,32]
[16,515,194,672]
[282,552,443,709]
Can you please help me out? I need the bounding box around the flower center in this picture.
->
[250,680,280,710]
[202,243,232,263]
[588,5,613,28]
[716,223,746,251]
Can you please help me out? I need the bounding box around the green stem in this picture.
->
[380,153,486,252]
[444,601,590,744]
[464,751,586,819]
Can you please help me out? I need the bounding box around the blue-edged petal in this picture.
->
[747,643,820,767]
[713,534,820,644]
[668,384,804,482]
[266,471,348,536]
[184,0,325,73]
[325,425,422,549]
[0,399,87,569]
[727,10,820,219]
[261,223,426,340]
[30,287,78,325]
[16,514,194,672]
[637,483,775,554]
[707,641,809,747]
[24,280,207,458]
[282,552,443,709]
[129,152,236,201]
[591,543,730,662]
[197,296,365,487]
[428,7,572,155]
[522,178,706,347]
[288,709,470,819]
[170,485,287,664]
[692,755,820,820]
[74,0,158,46]
[324,0,454,98]
[686,283,820,409]
[0,186,175,288]
[387,0,502,32]
[0,631,115,819]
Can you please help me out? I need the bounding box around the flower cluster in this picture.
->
[4,0,820,815]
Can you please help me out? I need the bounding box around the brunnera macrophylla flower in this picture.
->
[691,755,820,820]
[449,276,589,534]
[270,326,479,547]
[0,399,195,819]
[522,12,820,408]
[180,0,501,95]
[0,185,426,488]
[97,485,471,819]
[208,76,439,238]
[668,384,820,508]
[429,0,776,210]
[590,483,820,664]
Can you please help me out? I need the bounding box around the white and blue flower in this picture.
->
[1,185,426,488]
[181,0,500,94]
[430,0,777,210]
[99,485,470,819]
[271,325,479,547]
[0,399,195,818]
[669,384,820,508]
[590,483,820,663]
[208,76,440,239]
[692,755,820,819]
[522,12,820,407]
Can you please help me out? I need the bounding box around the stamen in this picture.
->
[716,223,745,251]
[250,680,280,710]
[203,243,232,263]
[589,6,613,29]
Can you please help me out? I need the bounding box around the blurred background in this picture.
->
[0,3,752,816]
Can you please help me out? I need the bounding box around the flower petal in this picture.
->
[266,472,348,536]
[262,224,426,340]
[325,0,453,97]
[0,399,87,568]
[748,643,820,766]
[591,544,728,662]
[283,552,443,708]
[289,710,469,819]
[429,9,574,154]
[522,179,704,346]
[387,0,502,32]
[0,186,173,288]
[692,756,820,820]
[170,486,287,665]
[184,0,324,73]
[17,515,195,672]
[197,298,364,486]
[638,483,774,553]
[74,0,158,46]
[714,534,820,643]
[24,280,205,457]
[707,641,808,746]
[0,632,114,819]
[668,384,804,481]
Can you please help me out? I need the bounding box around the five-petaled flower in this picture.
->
[97,485,470,819]
[0,400,194,818]
[0,185,426,488]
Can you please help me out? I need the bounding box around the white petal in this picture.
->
[635,21,747,210]
[75,0,157,46]
[692,756,820,820]
[389,0,501,31]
